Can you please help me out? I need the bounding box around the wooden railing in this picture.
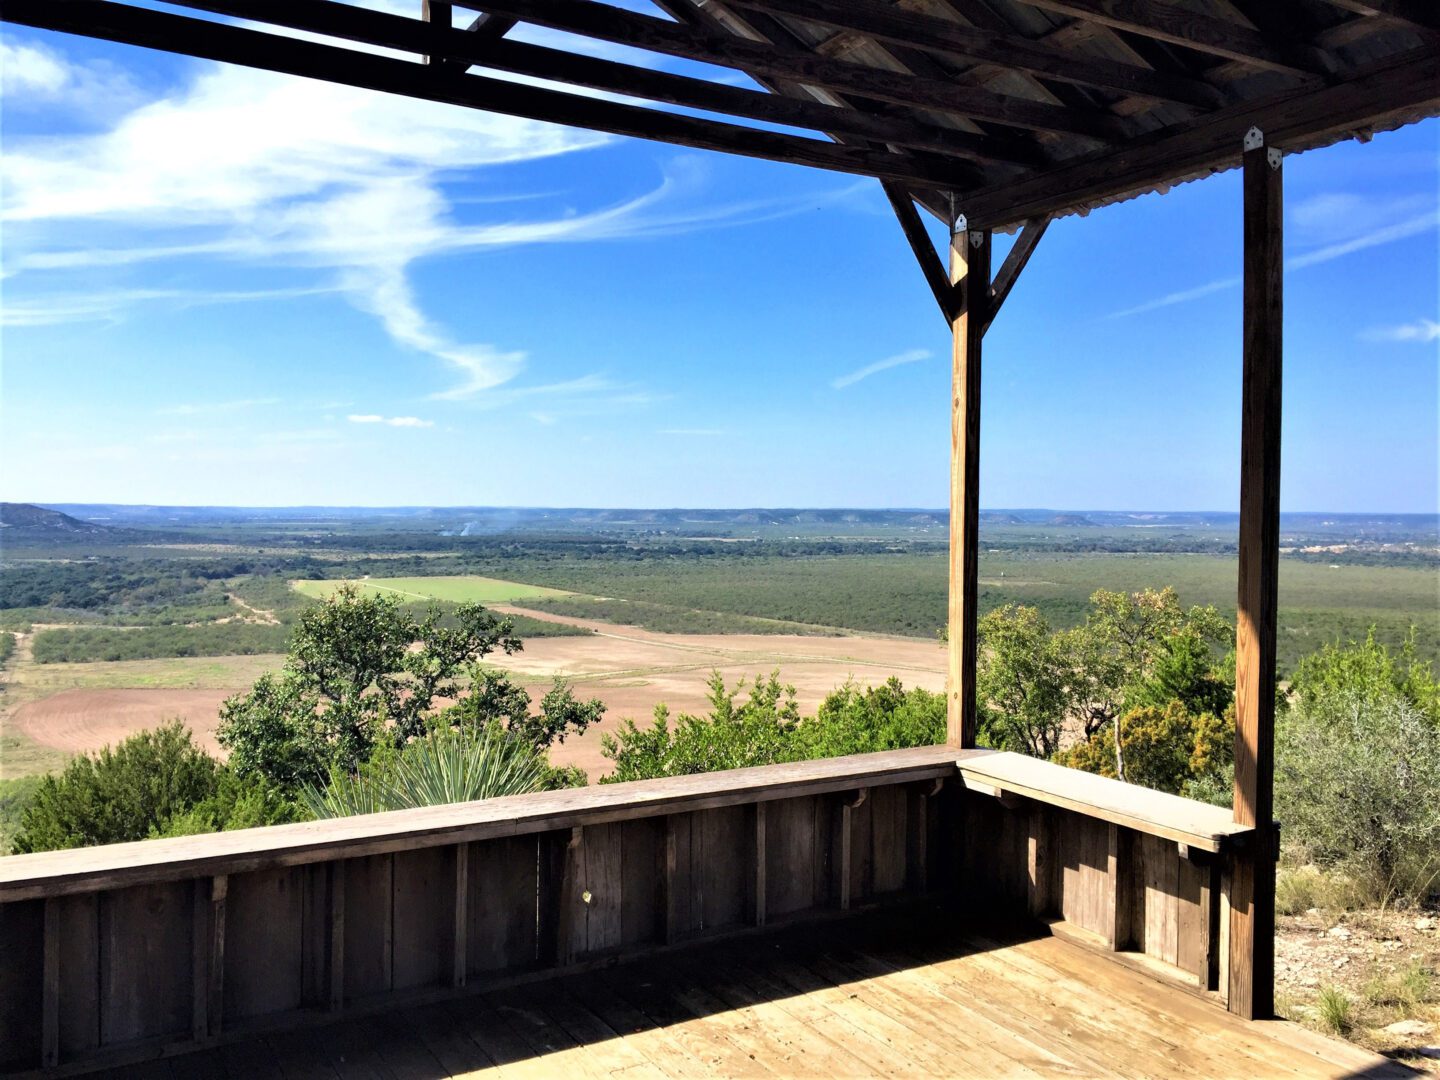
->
[0,747,1258,1076]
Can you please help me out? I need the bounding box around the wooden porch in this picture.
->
[0,747,1413,1078]
[77,909,1401,1080]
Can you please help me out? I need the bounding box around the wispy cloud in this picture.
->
[1110,199,1439,319]
[3,44,865,400]
[1358,318,1440,344]
[659,428,724,436]
[831,349,931,390]
[347,414,435,428]
[157,398,279,416]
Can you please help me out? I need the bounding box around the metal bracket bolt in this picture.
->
[1267,146,1282,171]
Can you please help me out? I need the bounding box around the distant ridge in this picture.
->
[0,503,110,533]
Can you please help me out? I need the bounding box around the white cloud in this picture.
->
[4,43,867,400]
[1358,318,1440,344]
[347,414,435,427]
[0,38,140,114]
[158,398,279,416]
[831,349,931,389]
[1110,201,1439,319]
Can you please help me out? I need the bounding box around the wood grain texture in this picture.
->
[0,899,43,1072]
[948,229,989,749]
[99,881,194,1045]
[958,750,1253,850]
[1230,131,1282,1022]
[0,746,959,902]
[224,869,303,1023]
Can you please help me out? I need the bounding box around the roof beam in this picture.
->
[1313,0,1440,35]
[170,0,1037,166]
[722,0,1223,108]
[1010,0,1331,75]
[985,216,1049,332]
[454,0,1133,139]
[957,44,1440,228]
[0,0,966,189]
[882,182,962,325]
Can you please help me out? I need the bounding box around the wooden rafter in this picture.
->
[882,183,962,325]
[957,44,1440,227]
[1315,0,1440,35]
[1010,0,1332,75]
[1,0,964,189]
[451,0,1132,139]
[175,0,1028,168]
[984,216,1050,332]
[722,0,1223,108]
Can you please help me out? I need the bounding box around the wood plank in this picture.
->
[1230,125,1282,1022]
[0,0,964,193]
[882,183,960,327]
[620,817,665,948]
[1012,0,1328,73]
[958,750,1254,850]
[327,860,344,1012]
[392,845,452,990]
[226,868,305,1023]
[754,801,768,926]
[56,892,100,1061]
[96,882,194,1046]
[436,0,1131,138]
[42,899,60,1067]
[958,45,1440,228]
[726,0,1222,106]
[342,854,392,1001]
[0,746,960,901]
[453,842,469,988]
[948,227,988,749]
[984,217,1050,334]
[470,835,540,975]
[579,821,623,956]
[190,0,1032,168]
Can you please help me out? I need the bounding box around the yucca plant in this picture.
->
[301,725,549,819]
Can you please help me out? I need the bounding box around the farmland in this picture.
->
[1,504,1434,791]
[291,575,571,604]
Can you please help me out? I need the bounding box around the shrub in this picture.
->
[601,672,945,783]
[301,726,550,818]
[1276,688,1440,905]
[1316,986,1352,1035]
[12,723,223,852]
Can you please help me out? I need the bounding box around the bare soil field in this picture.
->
[11,689,232,757]
[1,610,946,781]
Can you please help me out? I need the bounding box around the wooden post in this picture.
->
[754,802,767,927]
[327,861,345,1012]
[1229,125,1282,1021]
[948,224,990,747]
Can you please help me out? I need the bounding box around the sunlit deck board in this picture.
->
[111,909,1398,1080]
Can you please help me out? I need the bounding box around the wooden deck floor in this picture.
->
[120,910,1406,1080]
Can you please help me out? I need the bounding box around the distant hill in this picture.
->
[0,503,109,533]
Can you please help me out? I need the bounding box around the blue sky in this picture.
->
[2,11,1437,512]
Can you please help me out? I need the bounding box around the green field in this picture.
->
[291,575,571,605]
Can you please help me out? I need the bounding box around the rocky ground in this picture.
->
[1277,906,1439,1072]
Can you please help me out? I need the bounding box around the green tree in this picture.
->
[219,585,522,790]
[975,605,1070,758]
[1290,627,1438,727]
[1065,588,1231,780]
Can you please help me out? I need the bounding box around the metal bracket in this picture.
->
[953,212,968,235]
[1266,146,1282,171]
[1243,125,1264,151]
[969,231,985,249]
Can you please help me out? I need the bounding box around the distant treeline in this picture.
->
[31,624,289,663]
